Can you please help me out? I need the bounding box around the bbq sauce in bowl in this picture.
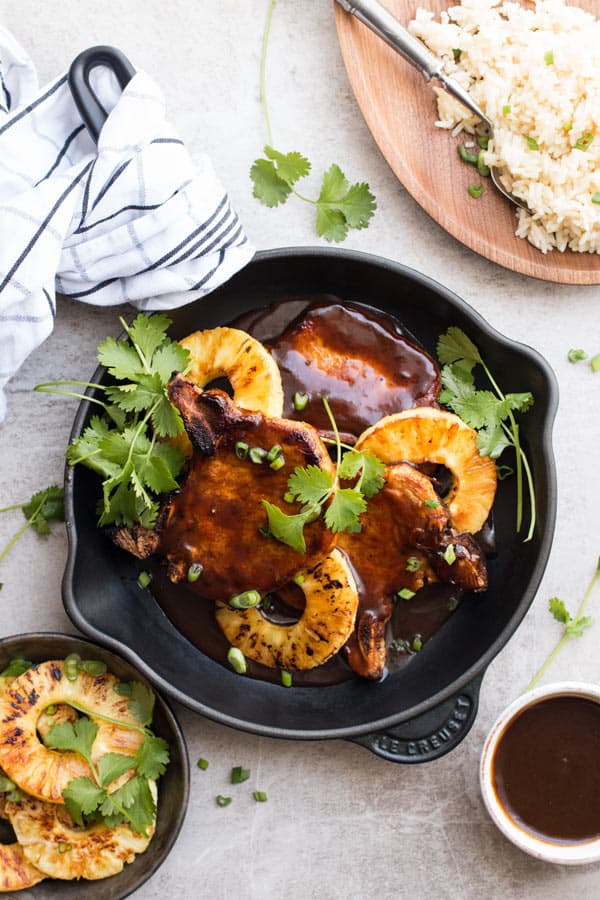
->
[492,695,600,844]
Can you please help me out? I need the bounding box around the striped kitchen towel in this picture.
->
[0,27,254,421]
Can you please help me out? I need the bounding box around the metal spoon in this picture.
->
[335,0,526,209]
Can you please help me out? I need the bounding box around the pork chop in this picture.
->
[112,375,336,601]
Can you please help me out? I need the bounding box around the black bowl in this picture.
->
[63,247,558,763]
[0,633,189,899]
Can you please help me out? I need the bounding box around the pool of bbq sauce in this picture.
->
[149,297,494,686]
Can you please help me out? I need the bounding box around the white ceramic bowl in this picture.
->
[480,682,600,865]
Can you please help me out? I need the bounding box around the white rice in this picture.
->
[409,0,600,253]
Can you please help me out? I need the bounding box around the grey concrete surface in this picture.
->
[0,1,599,898]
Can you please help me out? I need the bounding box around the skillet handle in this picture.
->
[348,672,483,764]
[68,45,136,144]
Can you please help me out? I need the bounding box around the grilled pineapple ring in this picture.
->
[0,841,45,892]
[0,662,142,803]
[355,407,497,534]
[180,327,284,416]
[216,549,359,670]
[5,786,156,881]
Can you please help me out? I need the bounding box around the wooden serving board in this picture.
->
[334,0,600,284]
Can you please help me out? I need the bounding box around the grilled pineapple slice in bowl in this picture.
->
[0,634,189,899]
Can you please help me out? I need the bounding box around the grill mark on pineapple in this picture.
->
[51,667,62,681]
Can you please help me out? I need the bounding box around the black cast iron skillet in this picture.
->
[63,48,558,764]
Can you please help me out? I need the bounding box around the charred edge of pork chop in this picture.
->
[111,524,159,560]
[167,374,327,466]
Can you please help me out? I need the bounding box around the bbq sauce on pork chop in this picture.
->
[113,377,335,601]
[338,463,487,679]
[235,299,441,442]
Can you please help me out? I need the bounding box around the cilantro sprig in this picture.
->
[251,151,376,242]
[35,314,190,528]
[45,679,169,836]
[262,397,385,552]
[437,327,536,541]
[251,0,376,242]
[526,555,600,691]
[0,485,64,564]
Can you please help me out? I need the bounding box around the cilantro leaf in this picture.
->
[250,159,291,207]
[339,451,385,498]
[97,338,143,379]
[152,341,190,383]
[127,313,172,363]
[506,392,534,413]
[449,391,506,431]
[476,425,511,460]
[263,146,311,185]
[549,597,571,624]
[128,682,156,726]
[437,327,482,367]
[151,393,184,438]
[566,615,594,638]
[104,374,163,413]
[22,486,64,526]
[318,163,349,203]
[63,777,105,826]
[262,501,313,553]
[287,466,333,506]
[325,488,366,533]
[333,182,376,230]
[45,716,98,766]
[102,776,156,836]
[97,753,136,789]
[135,734,170,780]
[316,207,348,243]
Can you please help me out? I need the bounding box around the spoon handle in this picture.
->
[335,0,490,126]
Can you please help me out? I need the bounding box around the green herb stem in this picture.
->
[0,503,27,514]
[33,385,110,411]
[322,396,342,487]
[0,489,49,563]
[526,558,600,692]
[260,0,277,146]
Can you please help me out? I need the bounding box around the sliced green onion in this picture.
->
[389,638,409,653]
[502,104,511,116]
[0,775,16,792]
[231,766,250,785]
[476,150,490,177]
[568,348,588,362]
[468,183,484,199]
[397,588,416,600]
[0,658,32,678]
[253,790,268,802]
[412,635,423,652]
[406,557,421,573]
[564,122,573,132]
[64,653,81,682]
[7,788,22,803]
[229,589,261,609]
[227,647,247,675]
[575,132,594,151]
[216,795,232,807]
[269,456,285,471]
[249,447,267,464]
[137,570,152,589]
[452,48,462,61]
[525,136,539,151]
[424,499,440,509]
[197,758,209,770]
[293,574,305,586]
[283,492,295,504]
[187,563,203,582]
[497,465,515,481]
[80,660,107,676]
[544,50,554,65]
[458,144,478,165]
[114,682,133,697]
[477,135,490,150]
[293,392,309,412]
[235,441,249,460]
[591,353,600,373]
[443,544,457,565]
[45,705,57,716]
[592,193,600,205]
[58,842,72,854]
[281,670,292,688]
[267,444,283,463]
